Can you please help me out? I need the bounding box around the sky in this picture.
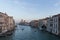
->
[0,0,60,22]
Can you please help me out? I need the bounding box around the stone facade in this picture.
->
[7,16,15,31]
[52,14,60,35]
[38,18,48,30]
[0,12,15,33]
[47,17,53,32]
[47,14,60,35]
[29,20,39,28]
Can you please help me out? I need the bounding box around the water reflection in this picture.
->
[0,25,60,40]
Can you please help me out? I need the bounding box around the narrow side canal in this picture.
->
[0,25,60,40]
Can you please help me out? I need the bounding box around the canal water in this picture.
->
[0,25,60,40]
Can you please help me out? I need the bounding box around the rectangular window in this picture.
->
[50,24,53,26]
[55,18,57,22]
[0,22,3,24]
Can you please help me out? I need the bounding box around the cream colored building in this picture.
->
[0,12,15,33]
[0,12,8,33]
[7,16,15,31]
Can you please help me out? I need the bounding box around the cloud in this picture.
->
[54,1,60,7]
[13,0,20,4]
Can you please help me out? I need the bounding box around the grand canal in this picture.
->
[0,25,60,40]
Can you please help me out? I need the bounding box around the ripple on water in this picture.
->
[0,25,60,40]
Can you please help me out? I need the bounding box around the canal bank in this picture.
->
[0,25,60,40]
